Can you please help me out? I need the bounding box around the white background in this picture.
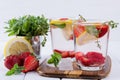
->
[0,0,120,41]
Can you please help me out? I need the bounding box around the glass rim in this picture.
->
[73,19,110,25]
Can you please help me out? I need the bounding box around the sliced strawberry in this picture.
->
[68,51,75,58]
[74,25,85,38]
[54,49,63,54]
[75,52,84,61]
[80,57,91,66]
[59,18,68,20]
[85,52,105,66]
[61,51,69,58]
[23,55,39,73]
[96,24,109,38]
[19,52,31,65]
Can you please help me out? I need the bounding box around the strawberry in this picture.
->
[61,51,69,58]
[59,18,68,20]
[85,52,105,66]
[68,51,75,58]
[54,49,63,54]
[80,57,91,66]
[22,55,39,73]
[96,24,109,38]
[74,25,85,38]
[19,52,31,65]
[75,52,84,61]
[4,55,22,69]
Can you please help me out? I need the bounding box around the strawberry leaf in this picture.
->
[6,64,24,76]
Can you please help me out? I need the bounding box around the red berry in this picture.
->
[54,49,63,54]
[85,52,105,66]
[4,55,22,69]
[75,52,84,60]
[68,51,75,58]
[59,18,68,20]
[19,52,31,66]
[96,24,109,38]
[23,55,39,73]
[61,51,69,58]
[74,25,85,38]
[80,57,91,66]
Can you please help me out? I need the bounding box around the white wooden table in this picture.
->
[0,34,120,80]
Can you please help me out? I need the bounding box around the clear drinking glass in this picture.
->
[73,20,109,71]
[50,18,75,57]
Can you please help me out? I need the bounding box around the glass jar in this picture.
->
[73,20,109,71]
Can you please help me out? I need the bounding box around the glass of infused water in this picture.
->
[73,20,110,71]
[50,18,75,58]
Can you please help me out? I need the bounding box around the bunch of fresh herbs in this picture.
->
[4,15,49,46]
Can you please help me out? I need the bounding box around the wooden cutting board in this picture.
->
[37,56,111,79]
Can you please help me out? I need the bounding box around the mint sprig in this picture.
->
[51,23,66,28]
[6,64,24,76]
[104,20,118,29]
[4,15,49,47]
[47,52,62,67]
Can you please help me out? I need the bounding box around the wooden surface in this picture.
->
[37,56,111,79]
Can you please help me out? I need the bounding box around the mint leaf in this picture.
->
[107,20,118,29]
[79,14,86,21]
[47,58,54,64]
[47,52,62,67]
[6,64,24,76]
[4,15,49,47]
[52,23,66,28]
[85,25,99,37]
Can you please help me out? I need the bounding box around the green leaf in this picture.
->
[79,14,86,21]
[52,23,66,28]
[47,58,54,64]
[4,15,49,46]
[107,20,118,29]
[8,31,15,36]
[6,63,24,76]
[85,25,99,37]
[47,52,62,67]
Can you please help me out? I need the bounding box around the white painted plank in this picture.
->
[24,71,60,80]
[0,59,25,80]
[102,53,120,80]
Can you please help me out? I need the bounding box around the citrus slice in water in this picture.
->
[4,37,33,57]
[74,24,97,45]
[76,31,97,45]
[50,18,73,40]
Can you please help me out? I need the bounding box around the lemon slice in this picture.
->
[4,37,33,57]
[76,31,97,45]
[50,19,72,24]
[50,19,73,40]
[62,23,73,40]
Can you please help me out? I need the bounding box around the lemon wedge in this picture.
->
[76,31,97,45]
[4,37,33,57]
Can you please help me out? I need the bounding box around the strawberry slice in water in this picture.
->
[85,52,105,66]
[59,18,68,20]
[75,52,84,61]
[96,24,109,38]
[74,25,85,38]
[80,57,91,66]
